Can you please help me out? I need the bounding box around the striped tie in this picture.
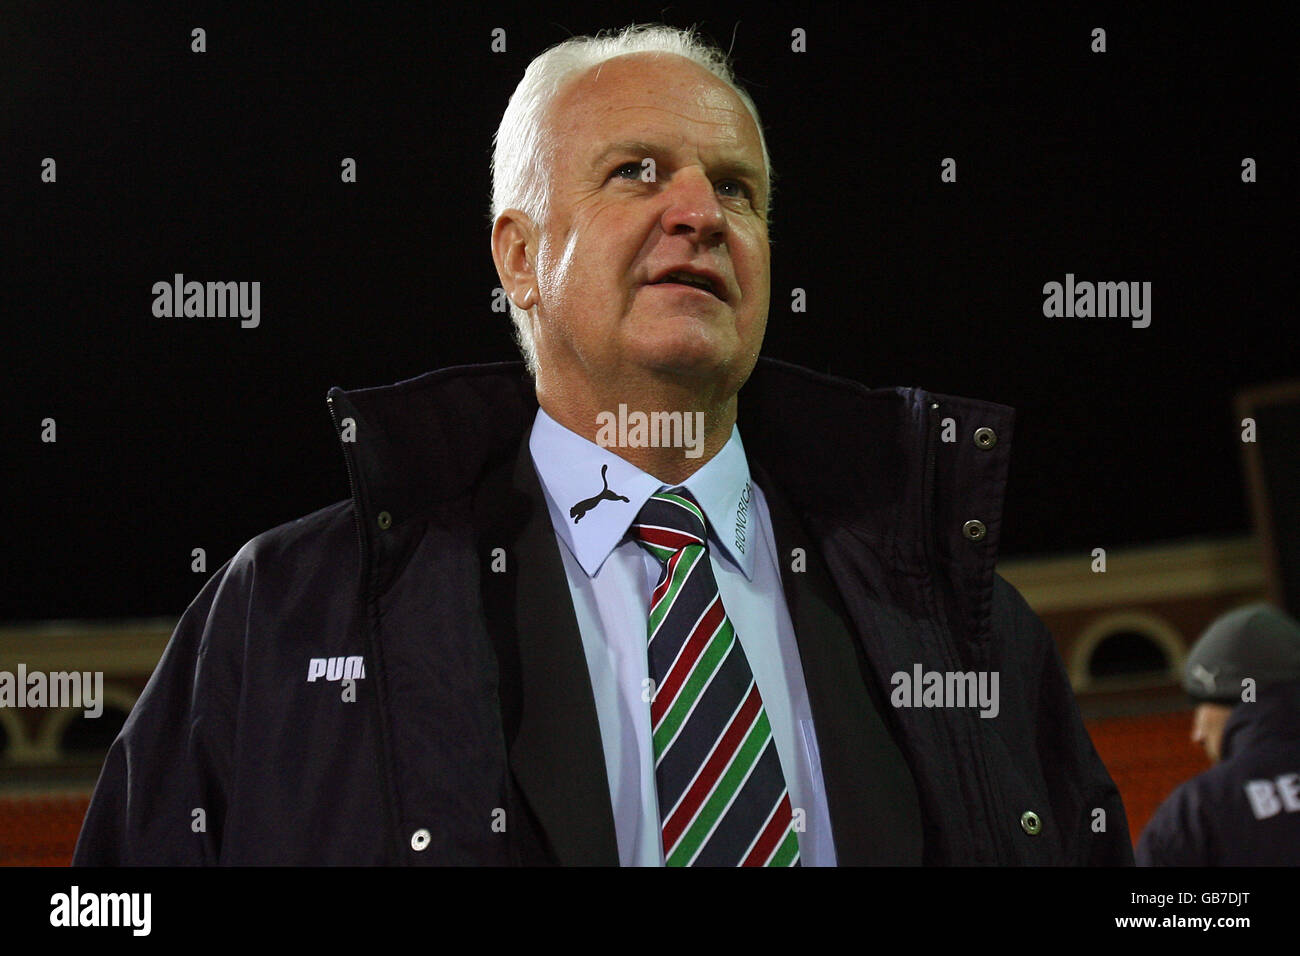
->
[629,487,801,867]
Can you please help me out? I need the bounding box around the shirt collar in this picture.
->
[528,405,757,580]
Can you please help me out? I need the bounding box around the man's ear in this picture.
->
[491,210,539,310]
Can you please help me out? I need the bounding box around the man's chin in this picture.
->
[625,318,737,367]
[631,340,734,381]
[626,350,761,405]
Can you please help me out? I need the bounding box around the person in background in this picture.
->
[1137,603,1300,865]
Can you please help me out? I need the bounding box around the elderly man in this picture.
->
[75,24,1130,866]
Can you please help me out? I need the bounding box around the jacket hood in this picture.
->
[1220,677,1300,761]
[326,357,1017,645]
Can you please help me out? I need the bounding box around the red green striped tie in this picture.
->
[630,487,801,867]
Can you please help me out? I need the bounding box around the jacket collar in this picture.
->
[1220,678,1300,761]
[326,356,1017,636]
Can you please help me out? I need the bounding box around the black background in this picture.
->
[2,864,1283,940]
[3,3,1294,620]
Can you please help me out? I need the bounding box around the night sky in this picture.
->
[3,3,1293,620]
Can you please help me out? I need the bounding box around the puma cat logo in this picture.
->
[1188,663,1220,693]
[570,463,629,523]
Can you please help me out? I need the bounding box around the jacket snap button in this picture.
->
[410,828,430,851]
[1020,811,1042,835]
[377,511,392,530]
[962,519,987,541]
[973,427,997,449]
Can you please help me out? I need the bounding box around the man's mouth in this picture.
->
[648,270,724,300]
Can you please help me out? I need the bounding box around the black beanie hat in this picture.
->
[1183,603,1300,705]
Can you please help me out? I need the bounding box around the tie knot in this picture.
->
[630,487,708,562]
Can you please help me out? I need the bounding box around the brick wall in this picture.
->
[1085,710,1209,849]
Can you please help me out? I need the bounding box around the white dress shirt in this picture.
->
[528,406,838,866]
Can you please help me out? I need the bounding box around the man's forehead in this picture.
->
[553,56,764,171]
[574,62,748,117]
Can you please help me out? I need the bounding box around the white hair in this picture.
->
[489,23,775,378]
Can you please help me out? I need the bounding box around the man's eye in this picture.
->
[717,179,752,200]
[611,162,643,180]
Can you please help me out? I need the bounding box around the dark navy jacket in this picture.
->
[1137,679,1300,866]
[74,358,1132,865]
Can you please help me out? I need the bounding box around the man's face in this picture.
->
[1191,702,1233,763]
[528,53,770,400]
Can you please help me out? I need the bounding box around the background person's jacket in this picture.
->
[1137,678,1300,865]
[73,358,1133,865]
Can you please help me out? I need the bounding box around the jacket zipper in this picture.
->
[920,396,1005,864]
[327,394,404,863]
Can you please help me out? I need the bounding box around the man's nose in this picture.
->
[659,169,727,239]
